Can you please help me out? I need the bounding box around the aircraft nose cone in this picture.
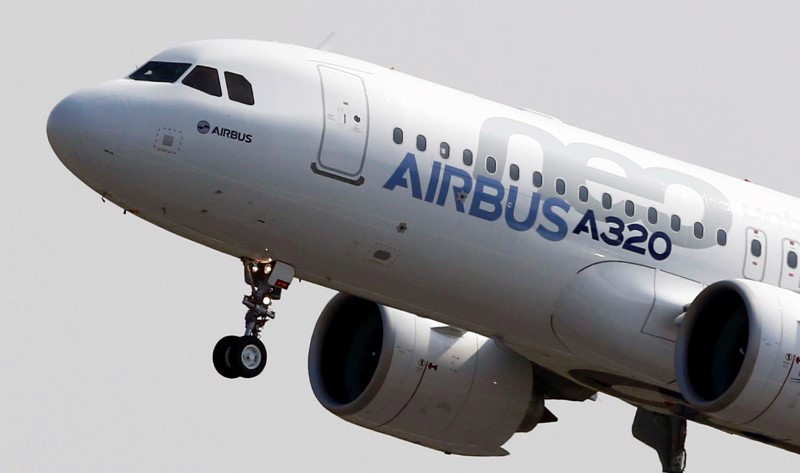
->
[47,90,129,183]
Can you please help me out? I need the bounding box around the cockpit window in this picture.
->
[129,61,191,83]
[182,65,222,97]
[225,72,255,105]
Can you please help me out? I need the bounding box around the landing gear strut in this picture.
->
[212,258,295,379]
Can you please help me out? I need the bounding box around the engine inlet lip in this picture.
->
[675,279,762,413]
[308,294,398,416]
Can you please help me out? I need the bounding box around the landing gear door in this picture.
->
[743,228,767,281]
[780,239,799,290]
[312,65,368,185]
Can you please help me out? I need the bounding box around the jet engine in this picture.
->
[308,293,546,456]
[675,279,800,437]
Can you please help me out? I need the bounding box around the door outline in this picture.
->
[311,65,369,186]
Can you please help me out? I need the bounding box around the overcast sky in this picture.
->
[3,1,800,471]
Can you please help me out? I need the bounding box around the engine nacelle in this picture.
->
[308,293,544,456]
[676,279,800,436]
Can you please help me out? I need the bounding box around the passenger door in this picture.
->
[312,65,368,185]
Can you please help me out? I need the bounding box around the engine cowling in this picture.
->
[675,279,800,436]
[308,293,545,456]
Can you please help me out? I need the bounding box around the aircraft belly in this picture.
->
[260,188,584,353]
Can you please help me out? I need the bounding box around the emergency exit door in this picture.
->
[313,65,368,185]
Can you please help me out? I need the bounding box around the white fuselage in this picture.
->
[47,39,800,453]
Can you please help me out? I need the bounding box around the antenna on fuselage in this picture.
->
[317,32,336,51]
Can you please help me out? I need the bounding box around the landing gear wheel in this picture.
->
[213,335,241,379]
[230,336,267,379]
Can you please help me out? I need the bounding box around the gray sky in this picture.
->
[3,1,800,471]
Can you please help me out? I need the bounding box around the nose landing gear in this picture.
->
[212,258,295,379]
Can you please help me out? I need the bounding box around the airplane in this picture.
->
[46,39,800,472]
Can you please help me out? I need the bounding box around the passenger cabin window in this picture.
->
[486,156,497,174]
[693,222,704,239]
[416,135,427,151]
[625,200,635,217]
[648,207,658,224]
[671,215,681,232]
[578,185,589,203]
[393,127,403,144]
[463,149,473,166]
[533,171,543,188]
[602,193,612,210]
[717,229,727,246]
[225,72,255,105]
[510,164,520,181]
[789,251,798,269]
[556,178,566,195]
[751,239,763,258]
[130,61,191,83]
[182,65,222,97]
[440,142,450,159]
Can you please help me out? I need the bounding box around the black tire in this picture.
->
[212,335,241,379]
[230,336,267,379]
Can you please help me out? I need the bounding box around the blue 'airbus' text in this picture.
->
[382,153,671,260]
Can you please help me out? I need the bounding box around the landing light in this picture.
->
[264,266,273,274]
[263,296,272,305]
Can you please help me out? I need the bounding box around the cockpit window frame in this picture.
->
[224,71,255,106]
[129,61,192,83]
[181,65,223,98]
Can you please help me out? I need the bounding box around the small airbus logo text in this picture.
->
[211,126,253,144]
[197,120,210,134]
